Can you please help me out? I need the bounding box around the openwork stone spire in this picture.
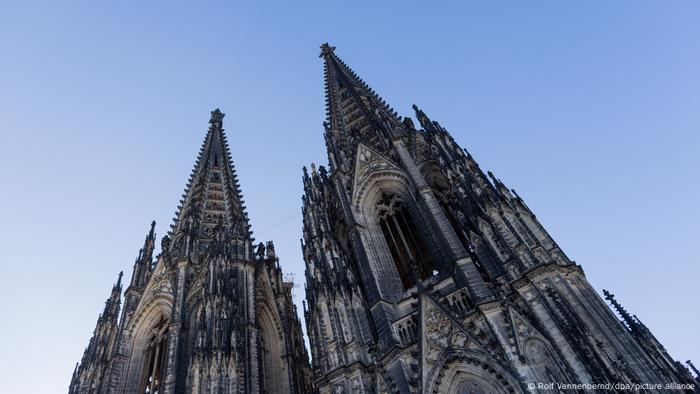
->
[169,109,252,256]
[319,43,405,171]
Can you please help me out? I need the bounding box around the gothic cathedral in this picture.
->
[70,44,698,394]
[300,44,698,393]
[70,110,312,393]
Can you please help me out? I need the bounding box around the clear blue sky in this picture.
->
[0,1,698,392]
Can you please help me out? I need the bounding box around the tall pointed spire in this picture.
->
[144,219,156,262]
[101,271,123,324]
[319,43,406,171]
[71,272,123,393]
[71,108,312,394]
[169,109,252,258]
[129,220,157,289]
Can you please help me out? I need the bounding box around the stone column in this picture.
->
[163,260,188,393]
[393,140,491,302]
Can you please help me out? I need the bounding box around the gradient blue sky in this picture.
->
[1,1,698,392]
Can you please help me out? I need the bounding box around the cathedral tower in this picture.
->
[301,44,698,393]
[70,109,312,394]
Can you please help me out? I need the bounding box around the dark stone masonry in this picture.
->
[70,44,698,393]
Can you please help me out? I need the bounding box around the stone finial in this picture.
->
[319,42,336,58]
[161,234,171,252]
[318,165,328,180]
[266,240,276,258]
[402,117,415,131]
[256,242,266,259]
[210,108,225,124]
[487,170,498,183]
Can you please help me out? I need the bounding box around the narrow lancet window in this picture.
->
[376,193,434,289]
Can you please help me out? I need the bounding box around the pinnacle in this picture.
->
[210,108,225,124]
[319,42,335,58]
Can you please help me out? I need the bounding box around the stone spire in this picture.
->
[319,43,405,171]
[169,108,252,258]
[71,109,312,394]
[70,272,123,393]
[143,220,156,260]
[129,220,156,289]
[101,271,123,325]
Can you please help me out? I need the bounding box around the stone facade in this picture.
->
[70,44,698,394]
[301,44,699,393]
[70,110,312,394]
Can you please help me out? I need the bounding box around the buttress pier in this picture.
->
[70,110,312,394]
[301,44,698,393]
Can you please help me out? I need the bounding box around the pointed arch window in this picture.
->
[258,305,289,394]
[376,193,434,289]
[140,318,169,394]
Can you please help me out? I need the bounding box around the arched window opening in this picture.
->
[140,317,169,394]
[376,193,434,289]
[258,307,289,394]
